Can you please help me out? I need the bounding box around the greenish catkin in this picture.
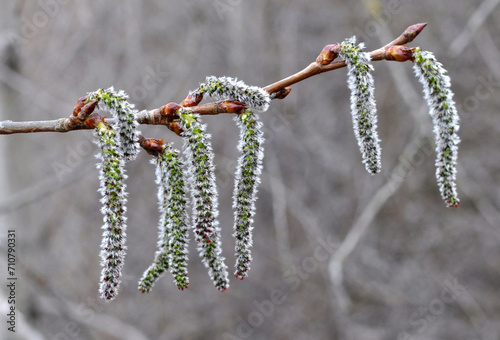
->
[339,37,382,174]
[232,110,264,279]
[138,145,190,293]
[180,110,229,291]
[413,48,460,207]
[95,124,128,301]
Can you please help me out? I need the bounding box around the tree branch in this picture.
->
[0,23,427,136]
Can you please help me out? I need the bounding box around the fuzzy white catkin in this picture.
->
[232,110,264,279]
[161,148,190,290]
[413,49,460,207]
[339,37,382,174]
[180,110,229,291]
[138,146,190,292]
[94,126,128,301]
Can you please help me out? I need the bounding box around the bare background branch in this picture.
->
[1,1,500,339]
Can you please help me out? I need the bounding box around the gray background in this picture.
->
[1,0,499,339]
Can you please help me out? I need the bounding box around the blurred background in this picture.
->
[1,0,499,339]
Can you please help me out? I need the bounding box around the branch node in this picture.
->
[160,102,182,120]
[384,45,415,62]
[403,22,428,44]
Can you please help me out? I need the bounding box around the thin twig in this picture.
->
[264,22,426,94]
[0,118,79,134]
[0,23,427,136]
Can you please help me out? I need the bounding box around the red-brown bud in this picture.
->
[84,113,103,129]
[385,45,414,62]
[181,93,203,107]
[316,44,341,65]
[139,137,165,155]
[78,100,98,120]
[160,102,181,117]
[273,87,292,100]
[402,23,427,44]
[168,121,183,136]
[73,96,88,116]
[217,101,246,114]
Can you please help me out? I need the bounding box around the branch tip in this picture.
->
[403,22,427,44]
[181,93,203,107]
[72,96,88,116]
[77,100,98,120]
